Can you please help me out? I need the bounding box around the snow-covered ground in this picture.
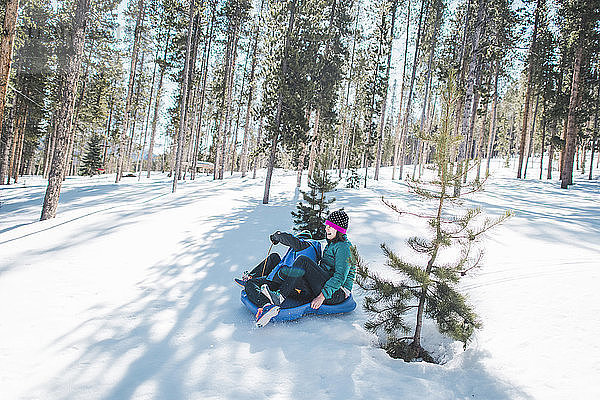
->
[1,160,598,400]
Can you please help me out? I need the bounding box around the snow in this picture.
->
[1,160,599,399]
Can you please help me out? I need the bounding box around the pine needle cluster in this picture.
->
[356,74,512,362]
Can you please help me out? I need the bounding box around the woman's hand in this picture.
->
[310,292,325,309]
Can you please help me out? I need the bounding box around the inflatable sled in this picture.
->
[240,290,356,322]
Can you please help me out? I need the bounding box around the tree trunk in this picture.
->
[374,1,397,181]
[146,29,171,178]
[517,0,541,179]
[297,109,312,187]
[253,117,263,179]
[307,108,321,179]
[590,84,599,180]
[455,0,486,195]
[115,0,144,183]
[40,0,90,220]
[191,7,215,180]
[399,0,426,181]
[561,43,583,188]
[0,105,14,184]
[173,0,195,192]
[412,0,440,180]
[218,30,239,179]
[485,60,499,176]
[539,99,547,180]
[263,0,296,204]
[392,0,411,180]
[524,94,539,179]
[241,3,263,178]
[0,0,19,145]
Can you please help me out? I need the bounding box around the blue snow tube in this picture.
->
[240,290,356,322]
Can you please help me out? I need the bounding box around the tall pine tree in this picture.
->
[80,133,104,176]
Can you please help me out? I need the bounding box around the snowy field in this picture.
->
[1,159,598,400]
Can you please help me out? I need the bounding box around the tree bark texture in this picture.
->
[374,1,397,181]
[399,0,426,181]
[0,0,19,144]
[40,0,90,220]
[561,43,583,188]
[173,0,195,192]
[263,0,296,204]
[116,0,144,183]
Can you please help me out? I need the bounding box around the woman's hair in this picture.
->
[330,230,345,243]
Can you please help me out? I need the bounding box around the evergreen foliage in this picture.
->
[345,168,360,188]
[291,157,338,239]
[356,75,512,362]
[79,134,104,176]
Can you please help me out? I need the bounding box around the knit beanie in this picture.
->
[325,209,349,234]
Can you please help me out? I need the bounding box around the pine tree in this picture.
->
[356,75,511,362]
[291,157,338,240]
[79,134,103,176]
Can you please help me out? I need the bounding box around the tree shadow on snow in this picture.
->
[35,182,531,400]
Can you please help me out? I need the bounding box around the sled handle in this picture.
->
[261,242,274,276]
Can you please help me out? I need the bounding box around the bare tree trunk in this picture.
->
[524,94,540,179]
[115,0,144,183]
[253,117,263,179]
[412,0,440,180]
[455,0,486,195]
[0,0,19,144]
[307,108,321,179]
[590,84,599,180]
[241,4,263,178]
[475,100,489,181]
[218,31,239,179]
[146,29,171,178]
[485,60,499,176]
[296,109,312,187]
[392,0,410,180]
[263,0,296,204]
[561,43,583,188]
[374,1,397,181]
[40,0,90,220]
[0,105,14,184]
[399,0,426,181]
[517,0,541,178]
[12,114,25,183]
[192,6,215,180]
[173,0,195,192]
[539,99,547,179]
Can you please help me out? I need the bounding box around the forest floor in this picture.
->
[1,159,598,399]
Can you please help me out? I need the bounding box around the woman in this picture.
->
[256,209,356,327]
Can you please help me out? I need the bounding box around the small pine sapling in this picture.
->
[292,156,338,239]
[80,134,104,176]
[357,75,512,362]
[346,169,360,188]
